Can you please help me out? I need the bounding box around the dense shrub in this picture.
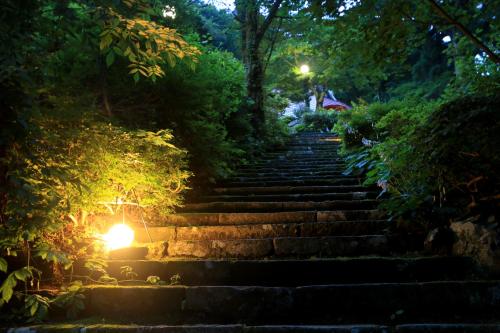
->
[413,95,500,224]
[297,110,339,132]
[108,48,248,183]
[0,97,189,320]
[335,94,499,227]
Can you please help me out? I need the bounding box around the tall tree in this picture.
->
[235,0,285,136]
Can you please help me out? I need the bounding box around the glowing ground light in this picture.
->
[103,224,134,250]
[300,64,310,74]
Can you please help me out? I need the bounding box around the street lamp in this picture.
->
[300,64,310,74]
[103,223,134,250]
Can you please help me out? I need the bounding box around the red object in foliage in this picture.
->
[322,97,351,110]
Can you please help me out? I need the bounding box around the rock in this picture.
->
[450,221,500,270]
[423,227,454,255]
[145,241,169,259]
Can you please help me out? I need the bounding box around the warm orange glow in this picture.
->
[103,224,134,250]
[320,137,342,142]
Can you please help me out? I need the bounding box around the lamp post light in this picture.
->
[300,64,310,74]
[103,223,135,250]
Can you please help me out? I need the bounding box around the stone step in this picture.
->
[239,166,347,172]
[100,256,480,286]
[272,148,339,153]
[0,324,393,333]
[285,142,339,146]
[260,153,339,158]
[221,178,360,187]
[252,158,344,165]
[234,170,347,177]
[251,157,344,163]
[10,324,500,333]
[255,158,341,164]
[135,220,390,242]
[242,165,348,172]
[245,163,346,170]
[178,200,378,213]
[161,210,384,226]
[165,235,389,259]
[78,281,500,323]
[212,185,373,195]
[260,152,340,156]
[227,174,348,182]
[198,192,377,202]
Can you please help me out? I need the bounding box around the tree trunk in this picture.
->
[246,43,265,135]
[99,57,112,117]
[236,0,284,137]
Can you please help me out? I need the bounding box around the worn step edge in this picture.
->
[165,235,389,259]
[227,174,349,182]
[134,220,391,242]
[212,185,373,195]
[179,200,379,213]
[21,324,500,333]
[160,210,385,226]
[222,179,360,188]
[197,192,377,203]
[74,281,500,323]
[97,256,481,286]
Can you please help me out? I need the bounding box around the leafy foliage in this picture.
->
[98,4,201,81]
[110,48,249,182]
[0,99,189,320]
[336,93,499,228]
[297,111,339,132]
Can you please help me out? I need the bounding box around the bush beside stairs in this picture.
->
[7,132,500,332]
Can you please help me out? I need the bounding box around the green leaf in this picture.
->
[0,258,7,273]
[14,267,32,281]
[30,301,39,316]
[1,275,17,303]
[99,33,113,51]
[106,51,115,67]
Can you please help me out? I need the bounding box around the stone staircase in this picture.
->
[10,132,500,332]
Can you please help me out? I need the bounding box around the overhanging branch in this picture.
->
[426,0,499,64]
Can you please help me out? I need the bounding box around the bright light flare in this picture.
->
[103,224,134,250]
[300,64,310,74]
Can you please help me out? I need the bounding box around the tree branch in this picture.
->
[426,0,499,63]
[263,18,283,74]
[256,0,285,44]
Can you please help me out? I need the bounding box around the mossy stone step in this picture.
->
[252,158,344,165]
[161,210,384,226]
[235,169,346,175]
[227,174,348,182]
[178,200,378,213]
[72,281,500,323]
[234,170,347,177]
[221,178,360,188]
[134,220,390,242]
[96,256,481,286]
[259,153,340,159]
[238,166,346,172]
[240,166,348,172]
[198,192,377,203]
[212,185,373,195]
[12,324,500,333]
[165,235,389,259]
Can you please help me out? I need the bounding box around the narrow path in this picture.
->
[17,132,500,332]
